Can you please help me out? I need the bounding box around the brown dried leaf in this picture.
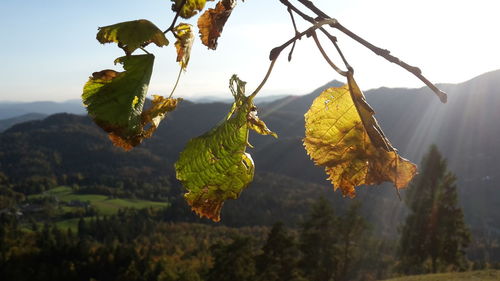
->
[303,74,417,197]
[197,0,236,50]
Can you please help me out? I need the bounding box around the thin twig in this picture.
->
[335,22,447,102]
[311,31,347,77]
[293,0,447,103]
[269,18,337,61]
[297,0,329,20]
[249,58,278,99]
[280,0,315,22]
[140,47,151,55]
[164,0,187,34]
[320,29,352,72]
[280,0,351,70]
[287,7,300,61]
[168,66,183,98]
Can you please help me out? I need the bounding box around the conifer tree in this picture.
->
[398,145,470,274]
[299,197,339,281]
[256,222,304,281]
[207,236,256,281]
[337,202,367,281]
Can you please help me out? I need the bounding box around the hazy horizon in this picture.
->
[1,0,500,102]
[1,68,498,104]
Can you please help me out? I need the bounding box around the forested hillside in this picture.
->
[1,70,499,235]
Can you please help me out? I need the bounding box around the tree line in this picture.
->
[0,145,494,280]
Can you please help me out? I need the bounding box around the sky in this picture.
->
[0,0,499,102]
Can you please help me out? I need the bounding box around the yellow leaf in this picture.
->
[197,0,236,50]
[303,74,417,197]
[247,106,278,138]
[173,23,195,70]
[141,95,182,138]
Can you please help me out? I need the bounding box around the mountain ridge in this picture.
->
[1,69,499,236]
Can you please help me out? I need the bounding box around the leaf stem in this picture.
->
[249,58,278,99]
[168,66,183,98]
[311,31,347,77]
[320,29,352,72]
[164,0,187,34]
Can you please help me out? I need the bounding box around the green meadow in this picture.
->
[29,186,168,229]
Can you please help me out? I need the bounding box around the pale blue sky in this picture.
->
[1,0,499,101]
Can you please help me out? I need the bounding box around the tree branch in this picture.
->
[269,18,337,61]
[334,22,447,102]
[286,7,300,62]
[164,0,187,34]
[280,0,447,103]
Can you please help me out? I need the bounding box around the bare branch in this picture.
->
[280,0,447,103]
[286,7,300,61]
[269,18,337,61]
[334,22,447,102]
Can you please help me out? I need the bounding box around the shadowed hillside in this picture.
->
[1,70,499,236]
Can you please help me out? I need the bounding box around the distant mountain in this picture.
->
[1,70,500,236]
[0,113,47,132]
[0,100,85,119]
[187,94,289,104]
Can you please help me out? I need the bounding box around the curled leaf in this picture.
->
[97,19,168,55]
[247,107,278,138]
[142,95,182,138]
[171,0,213,19]
[197,0,237,50]
[175,75,276,222]
[174,23,195,70]
[82,54,179,150]
[303,74,417,197]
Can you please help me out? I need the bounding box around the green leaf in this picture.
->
[171,0,214,19]
[175,75,276,222]
[303,73,417,197]
[96,19,169,55]
[174,23,195,70]
[82,54,180,150]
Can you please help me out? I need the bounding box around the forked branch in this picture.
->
[277,0,447,103]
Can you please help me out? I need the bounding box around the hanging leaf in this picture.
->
[141,95,182,138]
[174,23,195,70]
[197,0,237,50]
[82,54,180,150]
[171,0,213,19]
[175,75,276,222]
[96,19,169,55]
[303,74,417,197]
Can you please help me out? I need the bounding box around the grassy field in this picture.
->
[382,270,500,281]
[32,186,167,215]
[29,186,168,230]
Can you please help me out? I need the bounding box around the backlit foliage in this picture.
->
[82,0,445,221]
